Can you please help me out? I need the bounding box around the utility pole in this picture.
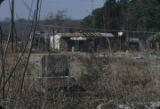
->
[103,0,107,30]
[91,0,95,30]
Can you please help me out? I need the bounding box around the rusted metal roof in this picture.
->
[61,33,82,37]
[61,32,114,38]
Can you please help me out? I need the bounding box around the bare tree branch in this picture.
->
[10,0,14,50]
[18,0,41,96]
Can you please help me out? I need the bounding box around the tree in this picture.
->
[103,0,121,30]
[0,0,4,4]
[81,0,121,30]
[128,0,160,31]
[80,15,93,28]
[81,0,160,32]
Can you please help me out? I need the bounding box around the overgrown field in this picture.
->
[1,51,160,109]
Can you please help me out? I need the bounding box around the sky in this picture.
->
[0,0,105,21]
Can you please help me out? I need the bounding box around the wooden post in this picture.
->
[106,38,112,52]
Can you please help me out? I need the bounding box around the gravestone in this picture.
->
[41,55,69,77]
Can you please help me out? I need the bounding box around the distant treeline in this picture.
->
[0,10,81,38]
[81,0,160,32]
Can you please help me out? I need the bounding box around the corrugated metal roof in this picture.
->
[100,33,114,38]
[61,32,114,38]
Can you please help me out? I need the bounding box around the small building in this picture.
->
[128,37,145,51]
[50,32,114,52]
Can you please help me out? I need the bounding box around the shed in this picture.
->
[50,32,114,52]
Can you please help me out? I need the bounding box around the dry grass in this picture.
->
[1,51,160,109]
